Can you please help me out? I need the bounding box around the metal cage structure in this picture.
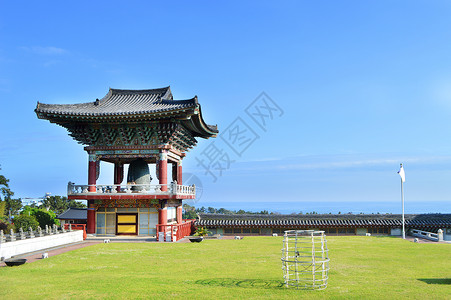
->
[281,230,330,290]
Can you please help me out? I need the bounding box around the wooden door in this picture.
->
[116,213,138,235]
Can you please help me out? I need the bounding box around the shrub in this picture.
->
[34,210,59,228]
[21,207,59,228]
[13,215,39,231]
[193,226,211,236]
[0,221,7,233]
[6,223,15,233]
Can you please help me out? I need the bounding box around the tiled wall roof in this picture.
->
[197,213,451,228]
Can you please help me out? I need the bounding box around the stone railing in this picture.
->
[0,225,83,260]
[0,224,74,244]
[411,229,444,242]
[67,181,195,197]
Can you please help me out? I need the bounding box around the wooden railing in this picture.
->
[67,182,195,197]
[156,219,195,241]
[64,224,87,240]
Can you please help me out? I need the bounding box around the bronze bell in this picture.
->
[127,158,152,191]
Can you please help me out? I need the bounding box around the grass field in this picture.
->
[0,236,450,299]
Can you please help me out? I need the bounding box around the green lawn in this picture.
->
[0,236,450,299]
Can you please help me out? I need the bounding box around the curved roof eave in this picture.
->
[181,101,218,138]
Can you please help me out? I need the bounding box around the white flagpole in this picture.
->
[401,171,405,239]
[398,163,406,239]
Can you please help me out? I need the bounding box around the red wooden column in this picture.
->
[177,160,182,184]
[88,154,97,192]
[158,150,168,191]
[158,201,168,241]
[158,206,167,226]
[87,200,96,234]
[172,163,177,183]
[176,204,183,224]
[114,162,123,192]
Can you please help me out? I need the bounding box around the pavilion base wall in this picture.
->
[92,199,183,237]
[0,230,83,260]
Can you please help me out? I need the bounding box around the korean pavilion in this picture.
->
[35,87,218,238]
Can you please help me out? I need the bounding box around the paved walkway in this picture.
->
[404,235,450,244]
[86,235,157,243]
[0,241,101,267]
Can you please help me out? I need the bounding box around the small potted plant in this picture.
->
[188,227,211,242]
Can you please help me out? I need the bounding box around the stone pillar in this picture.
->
[19,228,25,240]
[114,162,123,192]
[158,150,168,191]
[177,205,183,224]
[38,226,43,237]
[9,229,15,242]
[87,200,96,234]
[88,153,97,192]
[29,227,35,238]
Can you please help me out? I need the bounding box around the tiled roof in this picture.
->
[35,87,218,138]
[57,208,87,220]
[197,213,451,227]
[35,87,196,117]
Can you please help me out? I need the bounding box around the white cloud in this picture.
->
[208,154,451,173]
[19,46,68,55]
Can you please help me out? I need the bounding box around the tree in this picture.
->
[0,201,5,221]
[34,210,59,227]
[207,207,217,214]
[68,199,87,209]
[0,168,14,202]
[217,207,233,214]
[0,167,23,221]
[39,195,86,215]
[197,206,207,213]
[21,206,59,227]
[5,198,22,216]
[40,196,67,214]
[182,204,197,219]
[14,214,39,231]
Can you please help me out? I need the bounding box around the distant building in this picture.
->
[21,198,43,207]
[197,213,451,240]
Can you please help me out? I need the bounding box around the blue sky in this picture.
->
[1,1,451,213]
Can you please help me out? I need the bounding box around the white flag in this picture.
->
[398,164,405,183]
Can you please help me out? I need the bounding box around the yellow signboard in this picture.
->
[118,215,136,223]
[117,225,136,234]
